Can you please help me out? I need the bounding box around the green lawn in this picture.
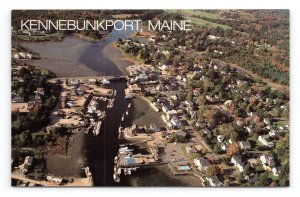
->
[165,9,231,30]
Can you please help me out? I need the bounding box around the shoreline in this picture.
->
[122,164,203,187]
[111,41,143,65]
[72,32,110,43]
[46,129,86,179]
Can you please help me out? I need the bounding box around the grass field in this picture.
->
[165,9,231,30]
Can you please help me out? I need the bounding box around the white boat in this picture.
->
[113,90,117,97]
[125,95,133,99]
[114,156,118,163]
[121,114,124,121]
[128,103,131,108]
[107,98,114,108]
[117,168,122,175]
[85,125,93,134]
[93,121,102,136]
[113,173,120,182]
[125,110,128,115]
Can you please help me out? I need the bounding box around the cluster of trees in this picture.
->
[153,10,289,85]
[168,133,186,143]
[12,67,61,137]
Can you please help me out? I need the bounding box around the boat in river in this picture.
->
[93,121,102,136]
[117,168,122,175]
[85,125,93,134]
[114,156,118,163]
[113,172,120,183]
[107,98,114,108]
[125,94,133,99]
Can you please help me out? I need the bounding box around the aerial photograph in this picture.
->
[11,10,289,187]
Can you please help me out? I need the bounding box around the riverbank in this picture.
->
[72,32,109,43]
[131,96,165,127]
[46,130,86,178]
[101,42,133,75]
[121,164,203,187]
[111,41,144,66]
[21,36,99,77]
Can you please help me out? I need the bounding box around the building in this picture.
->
[19,156,33,174]
[102,78,110,86]
[135,74,149,82]
[170,116,181,128]
[269,130,282,138]
[166,110,178,120]
[239,141,251,150]
[186,145,197,154]
[258,135,274,148]
[260,154,276,170]
[124,124,139,137]
[120,157,136,166]
[35,88,45,96]
[185,100,194,108]
[194,144,203,152]
[202,128,211,134]
[231,156,244,172]
[128,84,142,93]
[46,176,63,185]
[217,135,224,143]
[272,167,281,177]
[206,176,223,187]
[175,130,187,138]
[193,157,211,171]
[150,124,160,132]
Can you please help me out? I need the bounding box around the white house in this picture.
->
[217,135,224,143]
[206,176,223,187]
[231,156,244,172]
[166,110,177,120]
[269,130,281,138]
[239,141,251,150]
[220,142,228,151]
[194,157,211,171]
[245,126,252,133]
[272,167,281,177]
[185,100,194,108]
[263,118,271,125]
[258,135,274,148]
[202,128,211,134]
[260,154,276,170]
[162,105,169,113]
[186,145,197,154]
[170,117,181,128]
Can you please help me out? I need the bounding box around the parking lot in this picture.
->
[160,141,194,163]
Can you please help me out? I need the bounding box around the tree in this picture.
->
[224,178,230,187]
[243,163,250,175]
[205,165,218,177]
[227,143,240,156]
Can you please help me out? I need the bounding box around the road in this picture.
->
[188,51,288,91]
[211,58,288,91]
[11,172,57,186]
[11,171,93,186]
[193,131,212,153]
